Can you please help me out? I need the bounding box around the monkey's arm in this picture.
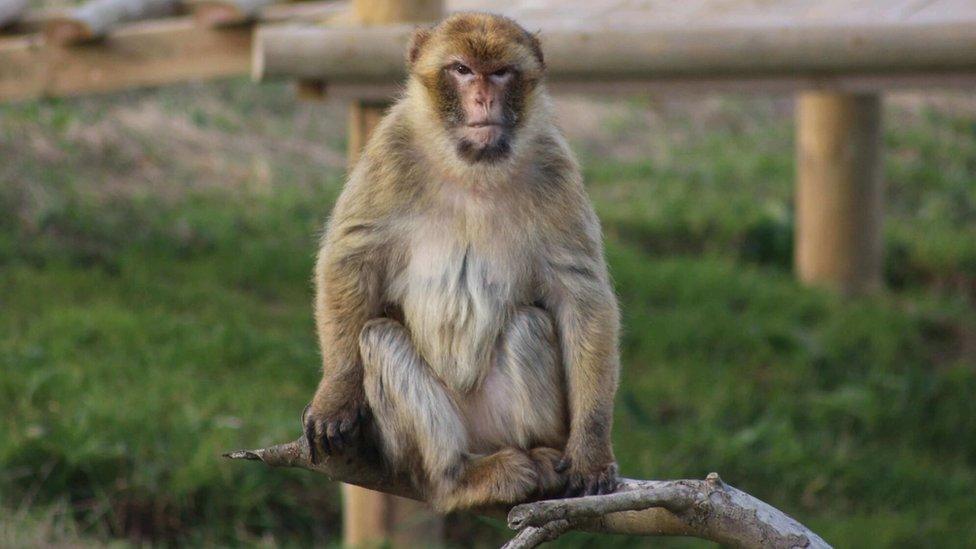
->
[306,184,389,463]
[543,207,622,497]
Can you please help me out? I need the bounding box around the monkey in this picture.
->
[304,12,621,512]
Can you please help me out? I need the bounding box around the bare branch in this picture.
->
[225,436,831,548]
[223,434,419,500]
[501,520,572,549]
[506,480,698,529]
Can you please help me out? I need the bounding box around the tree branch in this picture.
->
[225,432,831,548]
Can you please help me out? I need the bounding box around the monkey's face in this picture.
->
[409,14,545,164]
[441,59,518,163]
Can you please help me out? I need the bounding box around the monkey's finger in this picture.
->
[554,458,571,473]
[315,420,333,457]
[340,418,362,445]
[583,476,601,496]
[339,416,357,437]
[304,418,319,464]
[326,422,345,453]
[597,474,614,495]
[562,475,583,498]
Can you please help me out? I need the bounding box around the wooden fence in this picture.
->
[254,0,976,297]
[0,0,343,101]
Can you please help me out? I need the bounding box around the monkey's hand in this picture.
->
[303,389,369,464]
[555,454,619,497]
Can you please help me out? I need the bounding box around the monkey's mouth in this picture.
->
[456,129,511,163]
[460,123,506,146]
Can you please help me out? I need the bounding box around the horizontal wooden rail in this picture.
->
[189,0,278,27]
[45,0,181,45]
[0,1,344,102]
[1,17,250,101]
[254,21,976,94]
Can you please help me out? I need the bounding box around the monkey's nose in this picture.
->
[474,95,492,108]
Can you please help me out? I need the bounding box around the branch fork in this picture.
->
[225,428,830,548]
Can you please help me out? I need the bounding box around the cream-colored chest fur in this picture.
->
[390,183,537,394]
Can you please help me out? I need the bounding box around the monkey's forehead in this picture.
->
[419,13,542,71]
[437,12,530,43]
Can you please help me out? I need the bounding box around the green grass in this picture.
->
[1,82,975,547]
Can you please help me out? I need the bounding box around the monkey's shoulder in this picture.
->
[332,123,425,220]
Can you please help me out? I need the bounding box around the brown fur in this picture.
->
[306,13,621,511]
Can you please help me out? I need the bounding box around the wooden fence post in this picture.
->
[795,92,884,295]
[342,2,444,547]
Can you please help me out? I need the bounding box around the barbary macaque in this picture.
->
[305,12,621,511]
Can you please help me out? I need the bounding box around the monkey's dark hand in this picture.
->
[303,393,369,464]
[555,456,619,497]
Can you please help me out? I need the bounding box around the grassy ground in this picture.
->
[1,80,975,547]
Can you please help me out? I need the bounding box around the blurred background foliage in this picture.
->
[1,81,975,547]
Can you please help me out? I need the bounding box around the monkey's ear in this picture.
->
[407,27,433,67]
[527,30,545,69]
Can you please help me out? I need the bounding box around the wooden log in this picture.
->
[0,0,27,28]
[189,0,277,27]
[44,0,180,46]
[0,17,250,101]
[346,99,384,164]
[352,0,439,25]
[225,0,344,27]
[254,20,976,84]
[0,1,343,102]
[266,0,344,19]
[795,92,884,295]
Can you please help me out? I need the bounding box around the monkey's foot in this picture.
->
[302,398,369,463]
[557,459,619,497]
[528,447,566,497]
[435,448,539,512]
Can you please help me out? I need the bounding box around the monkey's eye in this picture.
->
[454,63,472,75]
[492,67,510,77]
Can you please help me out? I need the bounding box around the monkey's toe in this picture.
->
[304,411,332,463]
[561,461,618,497]
[528,447,566,497]
[303,400,368,463]
[583,462,619,496]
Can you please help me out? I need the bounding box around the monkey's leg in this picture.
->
[359,318,544,511]
[359,318,468,486]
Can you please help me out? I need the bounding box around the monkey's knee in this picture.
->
[358,317,416,419]
[509,306,556,344]
[359,318,410,373]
